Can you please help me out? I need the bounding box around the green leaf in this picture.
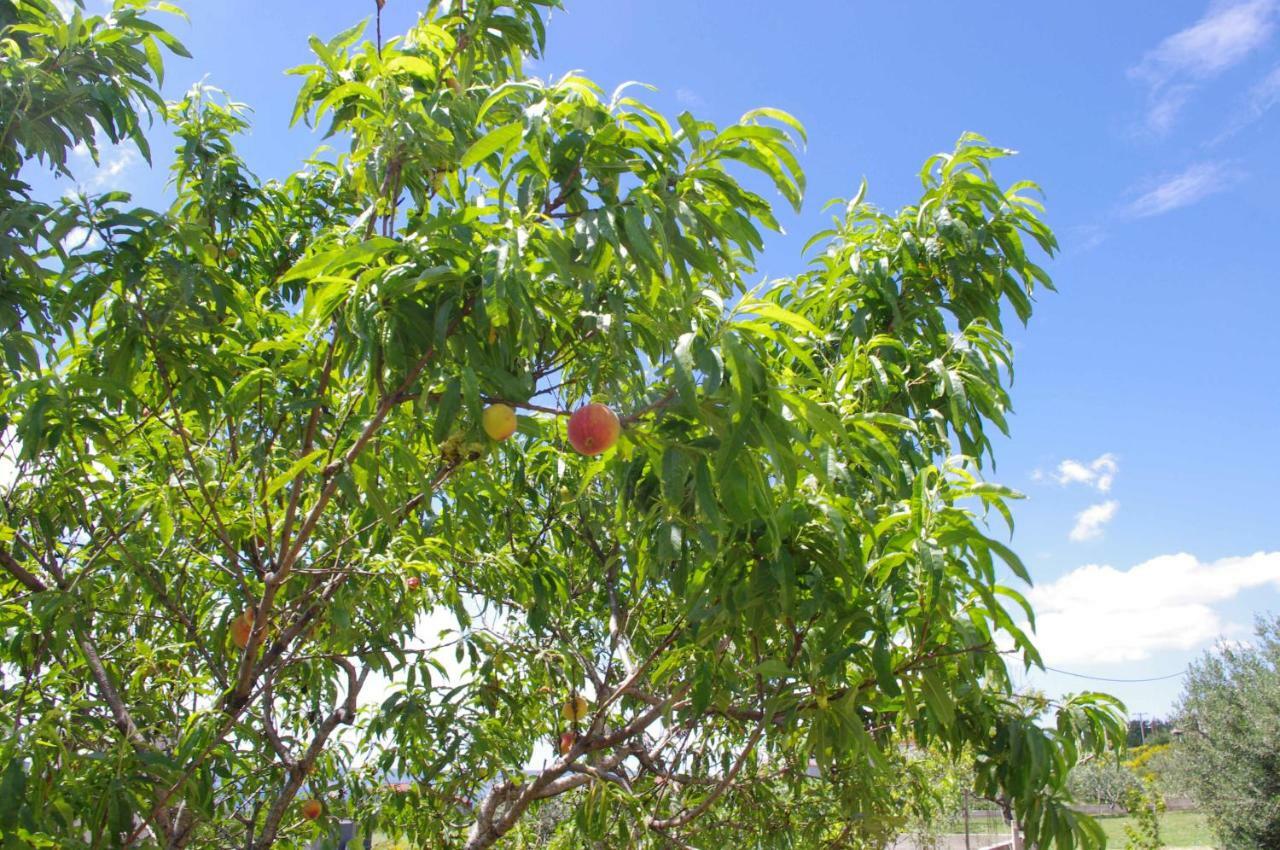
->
[622,205,662,270]
[461,122,523,169]
[986,536,1032,584]
[736,298,822,338]
[283,237,398,283]
[264,450,327,500]
[0,758,26,828]
[672,332,697,411]
[384,56,438,79]
[660,446,690,506]
[433,378,462,443]
[740,107,807,143]
[754,659,793,679]
[920,669,956,728]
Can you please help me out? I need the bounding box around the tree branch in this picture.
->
[0,545,47,592]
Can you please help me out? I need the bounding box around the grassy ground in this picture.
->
[1093,810,1215,848]
[373,812,1219,849]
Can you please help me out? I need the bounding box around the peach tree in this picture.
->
[0,1,1124,848]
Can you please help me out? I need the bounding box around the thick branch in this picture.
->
[252,658,368,849]
[0,546,47,592]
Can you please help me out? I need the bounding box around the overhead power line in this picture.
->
[1043,665,1187,684]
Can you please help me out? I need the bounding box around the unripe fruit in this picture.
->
[559,730,576,756]
[482,404,518,441]
[300,799,323,820]
[566,404,620,456]
[230,610,254,650]
[562,694,590,722]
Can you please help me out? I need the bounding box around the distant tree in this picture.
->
[1068,758,1139,810]
[1125,717,1173,748]
[1175,617,1280,850]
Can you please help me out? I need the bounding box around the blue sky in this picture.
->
[41,0,1280,718]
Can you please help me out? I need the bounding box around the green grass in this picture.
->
[1093,810,1216,848]
[375,813,1219,849]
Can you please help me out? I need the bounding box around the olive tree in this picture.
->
[0,1,1122,848]
[1174,617,1280,850]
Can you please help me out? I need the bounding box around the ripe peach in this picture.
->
[559,730,576,756]
[407,576,421,590]
[300,798,323,820]
[230,610,254,650]
[561,694,590,722]
[482,404,517,441]
[566,404,619,456]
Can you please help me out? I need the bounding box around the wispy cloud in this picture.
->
[1124,160,1241,217]
[1048,453,1118,492]
[66,142,141,195]
[88,146,140,191]
[1136,0,1277,79]
[1130,0,1278,133]
[1244,61,1280,113]
[1216,63,1280,139]
[1069,500,1119,542]
[1062,224,1109,255]
[1026,551,1280,664]
[675,87,705,108]
[1146,85,1196,135]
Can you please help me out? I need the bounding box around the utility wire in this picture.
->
[1043,665,1187,683]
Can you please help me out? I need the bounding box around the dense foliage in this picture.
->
[1175,617,1280,850]
[0,1,1124,847]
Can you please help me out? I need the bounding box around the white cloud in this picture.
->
[1216,63,1280,138]
[1066,224,1109,254]
[87,145,139,192]
[1069,500,1119,542]
[1243,62,1280,115]
[1054,461,1095,487]
[1124,161,1241,217]
[1130,0,1278,132]
[1026,551,1280,664]
[1051,453,1118,492]
[675,87,705,108]
[64,140,141,194]
[61,226,102,253]
[1145,85,1196,135]
[1136,0,1276,80]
